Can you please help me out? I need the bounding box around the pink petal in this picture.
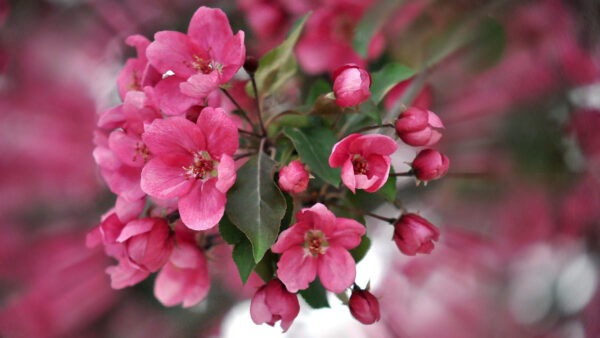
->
[271,222,311,253]
[276,246,318,293]
[140,158,193,199]
[117,218,154,242]
[146,31,196,77]
[142,117,205,157]
[250,288,272,325]
[154,76,203,116]
[341,159,356,193]
[86,227,102,248]
[296,203,336,235]
[348,134,398,157]
[188,7,234,54]
[108,130,145,168]
[97,105,125,130]
[426,129,442,146]
[317,246,355,293]
[329,218,365,249]
[363,154,391,193]
[354,174,380,191]
[170,243,203,269]
[180,71,221,99]
[400,128,433,146]
[217,31,246,82]
[427,110,445,128]
[197,107,239,157]
[125,34,150,60]
[178,179,225,230]
[109,165,145,201]
[115,195,145,223]
[117,59,146,99]
[328,133,361,168]
[106,258,149,289]
[215,154,236,193]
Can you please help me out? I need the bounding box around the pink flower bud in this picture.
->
[395,107,444,146]
[393,213,440,256]
[250,279,300,332]
[333,64,372,107]
[116,218,174,272]
[278,160,309,194]
[349,288,380,325]
[412,149,449,182]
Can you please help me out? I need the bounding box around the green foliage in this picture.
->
[378,168,397,203]
[284,126,341,186]
[306,79,332,106]
[219,215,255,284]
[299,278,330,308]
[370,63,416,104]
[226,153,287,263]
[350,235,371,263]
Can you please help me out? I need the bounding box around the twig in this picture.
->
[221,88,254,127]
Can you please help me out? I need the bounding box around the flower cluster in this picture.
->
[90,5,449,332]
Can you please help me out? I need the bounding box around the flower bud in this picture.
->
[393,213,439,255]
[333,64,372,107]
[412,149,449,182]
[116,218,174,272]
[395,107,444,146]
[278,160,309,194]
[250,279,300,332]
[349,288,380,324]
[244,55,259,74]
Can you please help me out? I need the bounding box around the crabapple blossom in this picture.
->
[393,213,440,256]
[329,133,398,193]
[278,160,309,194]
[116,218,173,272]
[146,7,245,101]
[412,149,450,182]
[332,64,372,107]
[395,106,445,146]
[250,279,300,332]
[271,203,365,293]
[140,107,238,230]
[116,35,161,99]
[349,288,381,325]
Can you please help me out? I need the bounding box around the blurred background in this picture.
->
[0,0,599,337]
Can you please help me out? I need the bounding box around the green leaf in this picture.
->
[299,278,330,308]
[359,98,382,125]
[353,0,403,58]
[226,153,287,263]
[350,235,371,263]
[370,63,416,104]
[466,18,505,71]
[232,240,256,284]
[250,13,311,98]
[281,193,295,231]
[306,79,332,106]
[254,251,276,283]
[378,168,397,203]
[283,127,341,186]
[219,214,245,245]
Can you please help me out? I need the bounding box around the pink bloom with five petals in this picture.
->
[146,7,245,102]
[328,133,398,193]
[272,203,365,293]
[140,107,238,230]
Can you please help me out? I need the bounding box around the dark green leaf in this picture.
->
[281,193,295,231]
[254,251,276,283]
[299,278,330,308]
[226,153,287,263]
[283,127,341,186]
[350,235,371,263]
[353,0,403,58]
[306,79,332,106]
[370,63,416,104]
[219,214,245,245]
[232,240,256,284]
[250,13,310,98]
[359,99,382,124]
[378,168,397,203]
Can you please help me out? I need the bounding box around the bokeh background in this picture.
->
[1,0,599,337]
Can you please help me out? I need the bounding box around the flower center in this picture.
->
[304,230,328,257]
[133,142,150,163]
[191,55,214,74]
[183,151,218,180]
[352,155,368,175]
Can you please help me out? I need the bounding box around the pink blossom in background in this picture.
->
[333,64,372,107]
[384,78,433,111]
[329,134,398,193]
[141,107,239,230]
[250,279,300,332]
[278,160,310,194]
[272,203,365,293]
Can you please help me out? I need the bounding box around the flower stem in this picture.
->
[220,88,254,127]
[332,204,397,224]
[238,128,261,138]
[234,151,257,161]
[249,74,267,137]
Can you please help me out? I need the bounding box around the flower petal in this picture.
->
[271,222,311,253]
[142,117,205,157]
[197,107,239,157]
[276,246,318,293]
[178,179,225,230]
[341,159,356,193]
[329,218,366,249]
[180,71,221,99]
[349,134,398,157]
[141,158,193,199]
[146,31,196,77]
[215,154,236,193]
[328,133,361,168]
[317,246,355,293]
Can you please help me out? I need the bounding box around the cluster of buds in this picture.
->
[89,5,450,332]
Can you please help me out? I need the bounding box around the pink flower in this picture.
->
[116,218,173,272]
[411,149,450,182]
[140,107,238,230]
[328,134,398,193]
[154,242,210,308]
[250,279,300,332]
[271,203,365,293]
[116,35,161,99]
[333,64,372,107]
[278,160,309,194]
[146,7,245,100]
[349,288,380,324]
[395,106,445,146]
[393,213,440,256]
